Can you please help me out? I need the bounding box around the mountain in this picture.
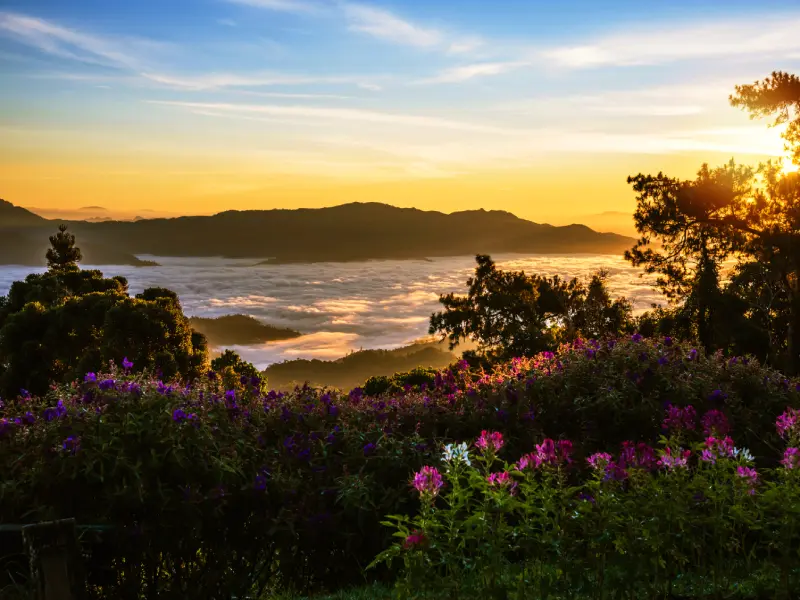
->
[0,199,156,267]
[59,202,635,263]
[189,315,301,346]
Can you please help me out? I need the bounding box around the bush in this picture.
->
[0,337,798,597]
[372,421,800,599]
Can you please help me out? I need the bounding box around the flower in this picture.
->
[172,408,187,423]
[781,447,800,470]
[657,447,691,470]
[733,447,754,463]
[662,404,697,432]
[62,436,80,454]
[587,452,613,472]
[663,336,673,347]
[403,530,427,549]
[701,410,730,436]
[412,466,444,498]
[736,466,758,495]
[475,430,504,453]
[707,389,728,403]
[578,492,595,504]
[700,436,735,464]
[84,372,97,383]
[631,333,643,343]
[517,452,541,471]
[776,408,800,441]
[487,471,518,494]
[363,442,376,456]
[442,442,471,466]
[122,357,133,370]
[99,379,116,391]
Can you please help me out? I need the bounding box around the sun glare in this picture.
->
[783,161,799,175]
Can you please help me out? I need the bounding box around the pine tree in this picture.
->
[46,225,82,274]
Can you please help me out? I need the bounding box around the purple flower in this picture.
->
[700,436,735,464]
[412,466,444,498]
[19,389,30,398]
[604,460,628,481]
[662,404,697,432]
[631,333,643,343]
[781,447,800,470]
[657,447,690,470]
[663,336,673,347]
[578,492,595,504]
[657,356,669,366]
[99,379,116,391]
[172,408,187,423]
[701,410,730,436]
[688,348,698,361]
[707,389,728,402]
[403,530,427,549]
[122,357,133,370]
[587,452,613,472]
[62,436,80,454]
[363,442,376,456]
[737,466,758,495]
[21,411,35,425]
[84,372,97,383]
[776,408,800,441]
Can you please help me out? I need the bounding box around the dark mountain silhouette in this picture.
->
[0,199,47,228]
[2,200,635,265]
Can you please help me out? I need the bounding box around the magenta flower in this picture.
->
[662,404,697,432]
[657,447,690,470]
[782,447,800,470]
[122,357,134,370]
[587,452,613,471]
[619,441,656,471]
[403,530,427,549]
[475,430,504,453]
[700,436,736,464]
[487,471,518,494]
[536,438,557,464]
[412,466,444,498]
[517,452,542,471]
[701,410,730,436]
[737,466,759,495]
[776,408,800,441]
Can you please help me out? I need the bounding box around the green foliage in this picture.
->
[429,255,632,362]
[363,367,439,396]
[1,337,798,598]
[0,229,208,397]
[373,429,800,600]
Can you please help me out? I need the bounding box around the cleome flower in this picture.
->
[403,530,427,550]
[587,452,613,472]
[442,442,471,467]
[781,447,799,470]
[657,447,691,471]
[412,466,444,498]
[700,436,736,464]
[736,466,759,495]
[475,430,504,454]
[776,408,800,442]
[486,471,518,494]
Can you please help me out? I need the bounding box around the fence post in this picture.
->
[22,519,84,600]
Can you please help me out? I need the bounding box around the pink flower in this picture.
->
[536,438,557,464]
[619,441,657,470]
[701,410,730,436]
[403,530,427,549]
[782,447,800,470]
[657,447,690,470]
[517,452,542,471]
[587,452,612,471]
[700,436,736,464]
[475,430,504,453]
[487,471,518,494]
[776,408,800,440]
[412,466,444,498]
[737,466,758,495]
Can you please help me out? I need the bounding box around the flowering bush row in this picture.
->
[0,338,799,597]
[373,411,800,599]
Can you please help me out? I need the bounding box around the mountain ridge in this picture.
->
[1,199,635,265]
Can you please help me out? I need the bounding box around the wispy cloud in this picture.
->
[542,14,800,68]
[341,3,442,47]
[0,11,161,69]
[416,61,528,84]
[224,0,324,15]
[149,100,524,134]
[140,71,383,90]
[217,18,237,27]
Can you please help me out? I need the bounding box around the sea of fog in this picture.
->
[0,254,664,369]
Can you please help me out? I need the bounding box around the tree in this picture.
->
[46,224,82,274]
[0,230,208,396]
[429,255,632,362]
[731,71,800,165]
[625,161,754,351]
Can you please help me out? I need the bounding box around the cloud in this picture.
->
[447,37,484,55]
[217,18,237,26]
[416,61,528,84]
[140,71,372,90]
[541,14,800,68]
[149,99,525,134]
[342,3,442,47]
[0,11,161,69]
[224,0,324,15]
[358,81,382,91]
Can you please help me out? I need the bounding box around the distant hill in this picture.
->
[0,199,156,267]
[189,314,301,346]
[44,202,636,263]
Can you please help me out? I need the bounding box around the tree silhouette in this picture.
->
[46,224,82,274]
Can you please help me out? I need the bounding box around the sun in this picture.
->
[782,161,799,175]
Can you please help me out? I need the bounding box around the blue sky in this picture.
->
[1,0,799,222]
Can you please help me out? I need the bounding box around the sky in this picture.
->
[1,0,799,227]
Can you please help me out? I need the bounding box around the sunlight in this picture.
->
[783,161,799,174]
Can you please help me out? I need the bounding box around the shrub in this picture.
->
[372,418,800,599]
[0,337,798,597]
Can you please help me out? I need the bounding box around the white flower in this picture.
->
[734,447,754,463]
[443,442,471,466]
